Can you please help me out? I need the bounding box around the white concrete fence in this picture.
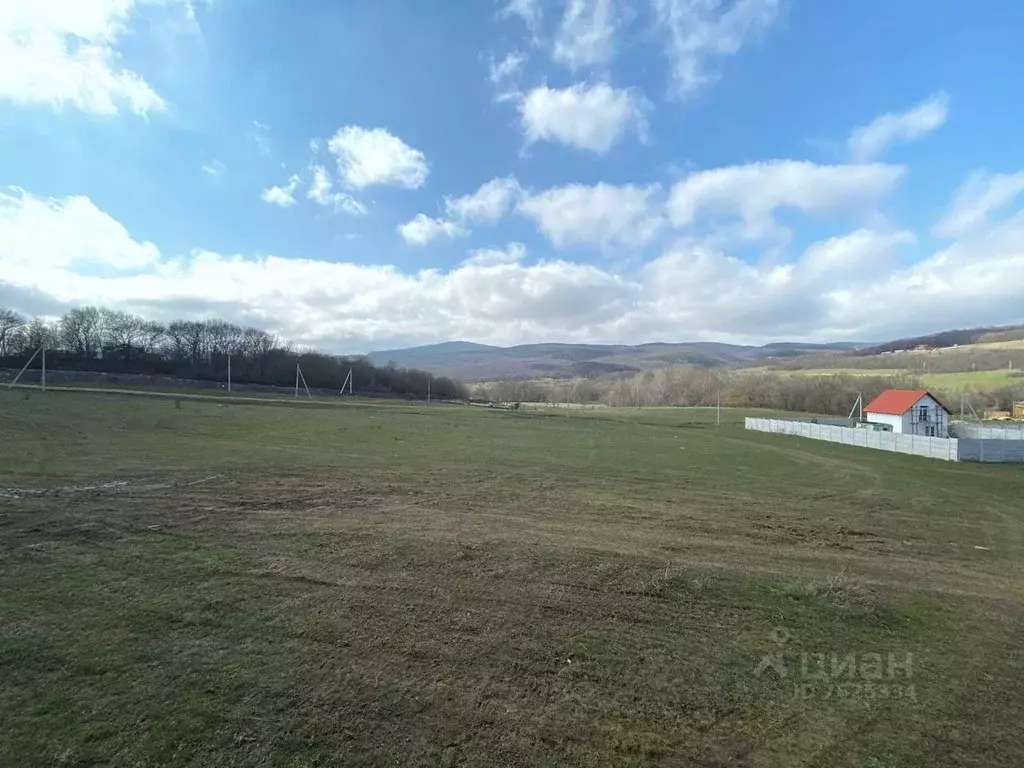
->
[745,418,1024,463]
[949,422,1024,440]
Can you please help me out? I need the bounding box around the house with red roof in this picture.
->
[864,389,951,437]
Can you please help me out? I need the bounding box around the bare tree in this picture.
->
[59,306,102,358]
[100,309,147,361]
[23,318,55,354]
[140,321,166,355]
[0,308,25,356]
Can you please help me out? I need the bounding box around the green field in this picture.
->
[743,366,1023,393]
[2,390,1023,766]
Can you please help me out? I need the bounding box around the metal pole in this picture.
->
[295,364,299,398]
[716,390,721,426]
[427,376,431,404]
[41,348,45,391]
[297,366,312,399]
[227,355,231,393]
[8,345,42,388]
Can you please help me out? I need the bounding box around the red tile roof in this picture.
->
[864,389,951,416]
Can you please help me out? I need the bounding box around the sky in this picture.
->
[1,0,1024,353]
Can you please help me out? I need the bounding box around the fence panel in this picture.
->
[957,438,1024,463]
[950,422,1024,440]
[742,418,1011,462]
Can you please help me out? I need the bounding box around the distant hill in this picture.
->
[366,340,863,381]
[854,324,1024,356]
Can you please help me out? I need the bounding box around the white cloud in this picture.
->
[0,188,159,270]
[652,0,780,96]
[933,170,1024,238]
[4,188,1024,350]
[798,229,916,279]
[489,50,526,102]
[520,82,648,153]
[501,0,542,32]
[518,182,662,250]
[397,214,469,246]
[490,51,526,85]
[462,242,528,267]
[636,228,919,338]
[445,177,524,224]
[553,0,619,70]
[0,0,201,115]
[307,166,368,216]
[667,160,905,240]
[848,93,950,162]
[261,175,301,208]
[201,160,226,178]
[328,126,429,190]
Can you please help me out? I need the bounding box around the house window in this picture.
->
[926,426,936,437]
[919,405,929,422]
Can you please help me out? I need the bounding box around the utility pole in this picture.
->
[427,376,431,404]
[295,363,300,398]
[716,389,721,427]
[227,354,232,393]
[41,348,46,392]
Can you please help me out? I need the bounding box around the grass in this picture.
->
[741,366,1023,392]
[2,390,1024,766]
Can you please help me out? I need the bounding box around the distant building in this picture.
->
[1014,402,1024,420]
[864,389,951,437]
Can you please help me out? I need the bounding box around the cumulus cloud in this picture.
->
[518,182,663,250]
[652,0,781,96]
[260,175,301,208]
[553,0,619,70]
[397,214,469,246]
[520,82,648,153]
[463,242,528,267]
[328,126,429,190]
[0,0,200,115]
[848,92,950,162]
[667,160,905,240]
[5,187,1024,352]
[445,177,524,224]
[0,188,160,270]
[933,169,1024,238]
[307,166,368,216]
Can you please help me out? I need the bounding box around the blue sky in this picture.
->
[2,0,1024,352]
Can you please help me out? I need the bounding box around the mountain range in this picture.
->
[365,340,864,381]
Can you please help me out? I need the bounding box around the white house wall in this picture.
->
[867,394,950,437]
[866,412,904,432]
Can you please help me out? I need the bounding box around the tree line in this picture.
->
[470,364,1024,415]
[0,306,467,400]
